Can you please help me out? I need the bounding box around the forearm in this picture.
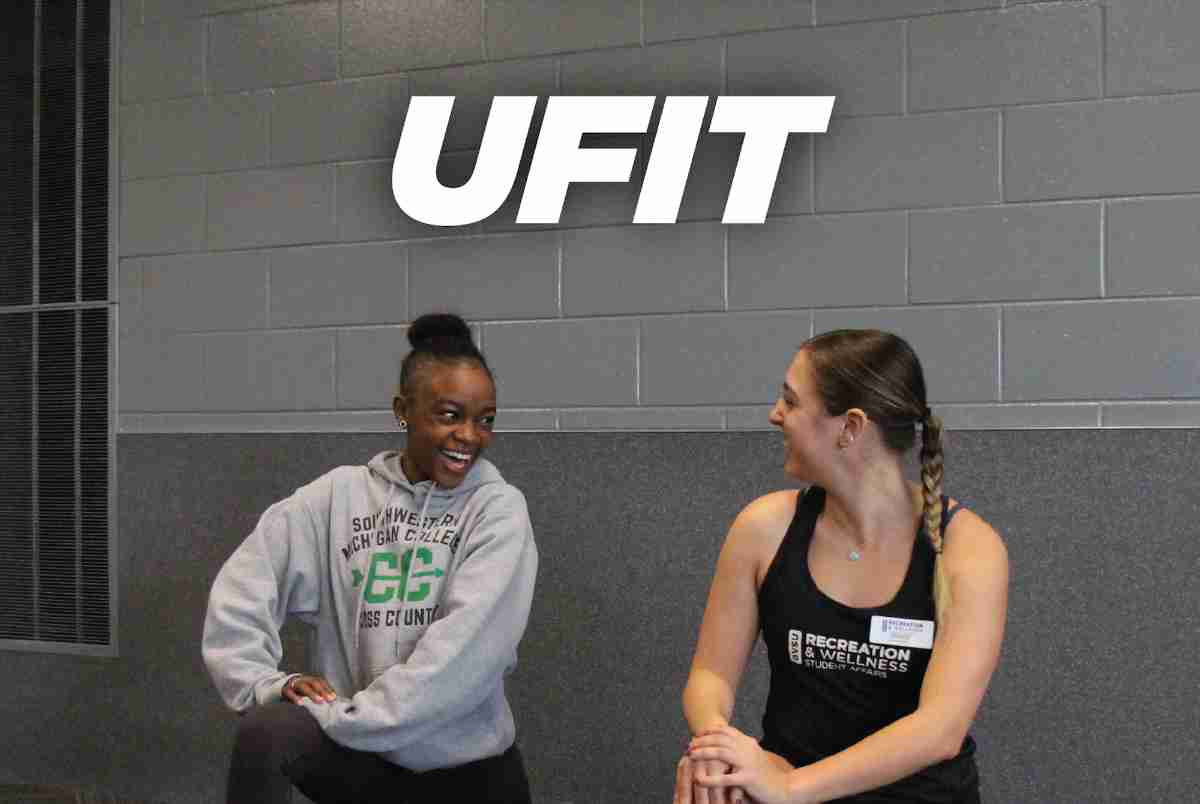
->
[203,491,326,711]
[765,750,794,773]
[683,668,736,735]
[202,560,290,711]
[785,711,959,803]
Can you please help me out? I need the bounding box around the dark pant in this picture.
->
[227,701,532,804]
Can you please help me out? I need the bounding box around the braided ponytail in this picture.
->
[920,409,950,626]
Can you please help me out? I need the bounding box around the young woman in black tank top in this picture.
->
[674,330,1008,804]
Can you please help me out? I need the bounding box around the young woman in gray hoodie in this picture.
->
[202,313,538,804]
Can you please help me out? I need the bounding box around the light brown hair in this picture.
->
[802,329,950,623]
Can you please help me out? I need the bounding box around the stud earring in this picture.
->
[398,418,408,432]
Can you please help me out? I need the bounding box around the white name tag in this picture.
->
[870,615,935,650]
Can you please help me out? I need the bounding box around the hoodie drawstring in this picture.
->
[351,480,397,681]
[351,450,487,686]
[396,479,438,658]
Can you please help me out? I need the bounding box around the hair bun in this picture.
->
[407,313,472,349]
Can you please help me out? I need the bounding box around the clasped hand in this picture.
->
[676,724,795,804]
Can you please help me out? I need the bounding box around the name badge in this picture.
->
[870,615,935,650]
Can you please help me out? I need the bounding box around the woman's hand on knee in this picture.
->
[675,754,745,804]
[283,674,337,704]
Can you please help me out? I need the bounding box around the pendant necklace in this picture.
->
[822,511,864,560]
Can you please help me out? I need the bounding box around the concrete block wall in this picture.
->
[117,0,1200,433]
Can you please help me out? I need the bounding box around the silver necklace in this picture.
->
[821,513,863,560]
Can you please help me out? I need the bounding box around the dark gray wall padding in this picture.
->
[1,431,1197,803]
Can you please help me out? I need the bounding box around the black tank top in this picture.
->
[758,486,980,803]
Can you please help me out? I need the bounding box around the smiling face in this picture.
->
[394,359,497,489]
[768,349,844,482]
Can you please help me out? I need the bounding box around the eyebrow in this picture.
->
[434,397,496,412]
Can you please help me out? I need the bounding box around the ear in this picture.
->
[842,407,869,443]
[393,394,409,422]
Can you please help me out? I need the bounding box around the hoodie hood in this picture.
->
[367,449,503,497]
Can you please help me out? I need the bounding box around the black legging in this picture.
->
[226,701,532,804]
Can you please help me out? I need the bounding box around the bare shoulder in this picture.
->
[725,489,802,583]
[942,500,1009,582]
[731,489,800,537]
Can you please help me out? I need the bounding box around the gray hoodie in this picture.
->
[201,450,538,770]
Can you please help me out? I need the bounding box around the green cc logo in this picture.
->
[363,548,444,604]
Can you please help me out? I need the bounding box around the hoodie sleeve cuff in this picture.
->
[257,673,301,705]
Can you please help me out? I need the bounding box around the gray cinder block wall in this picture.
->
[3,1,1199,803]
[116,0,1200,432]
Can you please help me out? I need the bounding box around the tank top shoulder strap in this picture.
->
[941,494,965,528]
[794,485,824,540]
[935,494,968,552]
[760,486,823,595]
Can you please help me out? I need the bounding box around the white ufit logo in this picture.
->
[788,628,804,664]
[392,95,835,225]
